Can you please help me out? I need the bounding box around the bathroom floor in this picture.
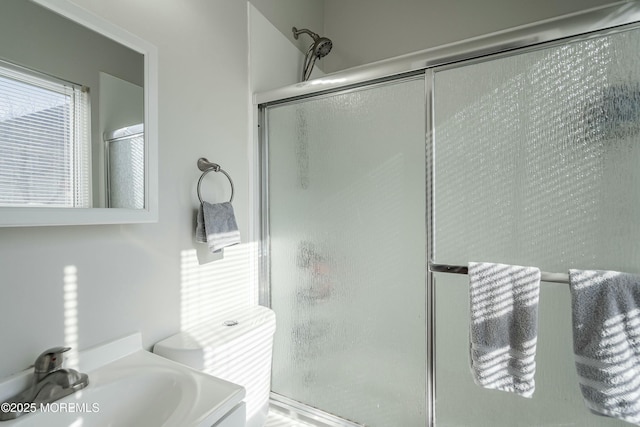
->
[265,410,319,427]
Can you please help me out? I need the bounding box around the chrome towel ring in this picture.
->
[197,157,234,204]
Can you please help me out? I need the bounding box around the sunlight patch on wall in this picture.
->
[63,265,79,370]
[199,328,271,421]
[180,244,251,331]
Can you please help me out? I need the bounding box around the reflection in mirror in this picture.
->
[0,0,144,209]
[105,123,144,209]
[0,59,91,208]
[0,0,157,226]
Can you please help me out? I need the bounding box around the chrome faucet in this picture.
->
[0,347,89,421]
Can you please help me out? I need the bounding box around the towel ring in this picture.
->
[197,157,234,204]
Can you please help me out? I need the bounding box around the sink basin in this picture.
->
[0,334,245,427]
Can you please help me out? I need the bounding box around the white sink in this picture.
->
[0,334,246,427]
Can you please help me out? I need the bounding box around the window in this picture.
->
[0,61,90,208]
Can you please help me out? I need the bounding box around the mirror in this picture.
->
[0,0,157,226]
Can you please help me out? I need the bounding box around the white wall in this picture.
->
[0,0,253,379]
[249,0,324,61]
[323,0,624,73]
[249,4,307,93]
[249,3,325,93]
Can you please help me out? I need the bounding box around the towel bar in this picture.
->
[197,157,234,204]
[429,262,569,284]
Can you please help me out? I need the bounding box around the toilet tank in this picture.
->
[153,305,276,427]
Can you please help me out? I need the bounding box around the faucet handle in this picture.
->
[34,347,71,376]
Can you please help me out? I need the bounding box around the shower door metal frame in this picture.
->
[256,3,640,426]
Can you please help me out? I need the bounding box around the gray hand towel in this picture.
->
[196,201,240,253]
[195,204,207,243]
[468,262,541,397]
[569,269,640,425]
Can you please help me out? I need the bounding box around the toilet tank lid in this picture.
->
[154,305,276,352]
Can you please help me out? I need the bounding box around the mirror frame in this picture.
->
[0,0,158,227]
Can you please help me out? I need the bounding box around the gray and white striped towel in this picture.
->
[469,262,541,398]
[570,269,640,425]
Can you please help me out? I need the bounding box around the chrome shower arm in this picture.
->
[292,27,319,41]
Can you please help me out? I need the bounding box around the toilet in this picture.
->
[153,305,276,427]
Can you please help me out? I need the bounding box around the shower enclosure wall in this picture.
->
[257,4,640,426]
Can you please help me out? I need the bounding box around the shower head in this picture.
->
[292,26,333,58]
[292,27,333,81]
[312,37,333,59]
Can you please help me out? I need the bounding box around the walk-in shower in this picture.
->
[259,4,640,426]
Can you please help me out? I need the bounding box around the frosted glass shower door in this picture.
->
[432,25,640,426]
[265,77,426,426]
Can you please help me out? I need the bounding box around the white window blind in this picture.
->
[0,62,90,208]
